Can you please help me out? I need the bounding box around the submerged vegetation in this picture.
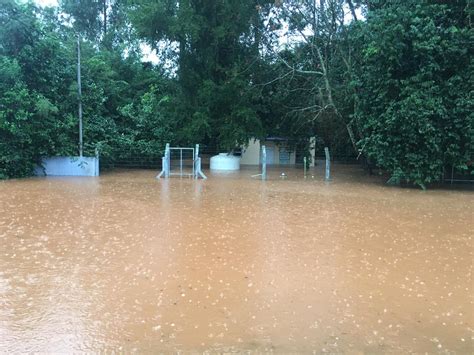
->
[0,0,472,186]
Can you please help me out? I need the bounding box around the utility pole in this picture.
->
[103,0,107,36]
[77,34,83,157]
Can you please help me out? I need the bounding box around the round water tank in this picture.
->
[210,153,240,171]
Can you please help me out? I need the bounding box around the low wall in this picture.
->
[35,156,99,177]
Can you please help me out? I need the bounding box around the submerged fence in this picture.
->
[97,146,473,186]
[99,145,354,171]
[100,151,163,170]
[443,165,474,184]
[157,143,207,179]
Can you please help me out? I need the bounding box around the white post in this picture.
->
[194,144,199,179]
[165,143,170,178]
[193,144,207,179]
[157,143,170,179]
[309,137,316,167]
[262,145,267,180]
[324,147,330,181]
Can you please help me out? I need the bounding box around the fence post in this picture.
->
[324,147,330,181]
[262,145,267,181]
[94,146,100,176]
[157,143,170,179]
[165,143,170,178]
[303,156,307,178]
[194,144,207,179]
[194,144,199,179]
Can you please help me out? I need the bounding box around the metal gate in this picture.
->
[169,147,194,177]
[157,144,207,179]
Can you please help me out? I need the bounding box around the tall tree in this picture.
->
[258,0,361,155]
[354,0,473,187]
[129,0,274,150]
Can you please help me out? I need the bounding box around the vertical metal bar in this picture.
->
[166,143,170,178]
[262,145,267,180]
[191,147,195,178]
[304,157,307,178]
[158,143,170,179]
[180,148,183,177]
[194,144,207,179]
[194,144,199,179]
[324,147,330,181]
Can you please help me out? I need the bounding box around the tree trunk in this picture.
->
[346,0,358,21]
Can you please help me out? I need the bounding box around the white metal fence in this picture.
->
[157,144,207,179]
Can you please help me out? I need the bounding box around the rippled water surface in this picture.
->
[0,166,472,353]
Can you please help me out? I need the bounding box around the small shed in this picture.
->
[241,137,316,166]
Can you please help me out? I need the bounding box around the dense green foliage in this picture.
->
[0,0,472,187]
[129,0,273,150]
[0,0,166,177]
[354,1,473,187]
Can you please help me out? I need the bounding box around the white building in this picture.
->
[240,138,316,167]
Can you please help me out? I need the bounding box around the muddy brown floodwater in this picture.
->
[0,166,472,353]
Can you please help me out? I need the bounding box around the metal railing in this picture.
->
[157,144,207,179]
[443,164,474,184]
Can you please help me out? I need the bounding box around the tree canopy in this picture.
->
[0,0,472,187]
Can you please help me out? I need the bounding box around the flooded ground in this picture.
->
[0,165,472,353]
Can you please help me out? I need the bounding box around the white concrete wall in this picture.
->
[240,139,261,165]
[35,156,99,177]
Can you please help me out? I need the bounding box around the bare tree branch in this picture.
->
[346,0,358,21]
